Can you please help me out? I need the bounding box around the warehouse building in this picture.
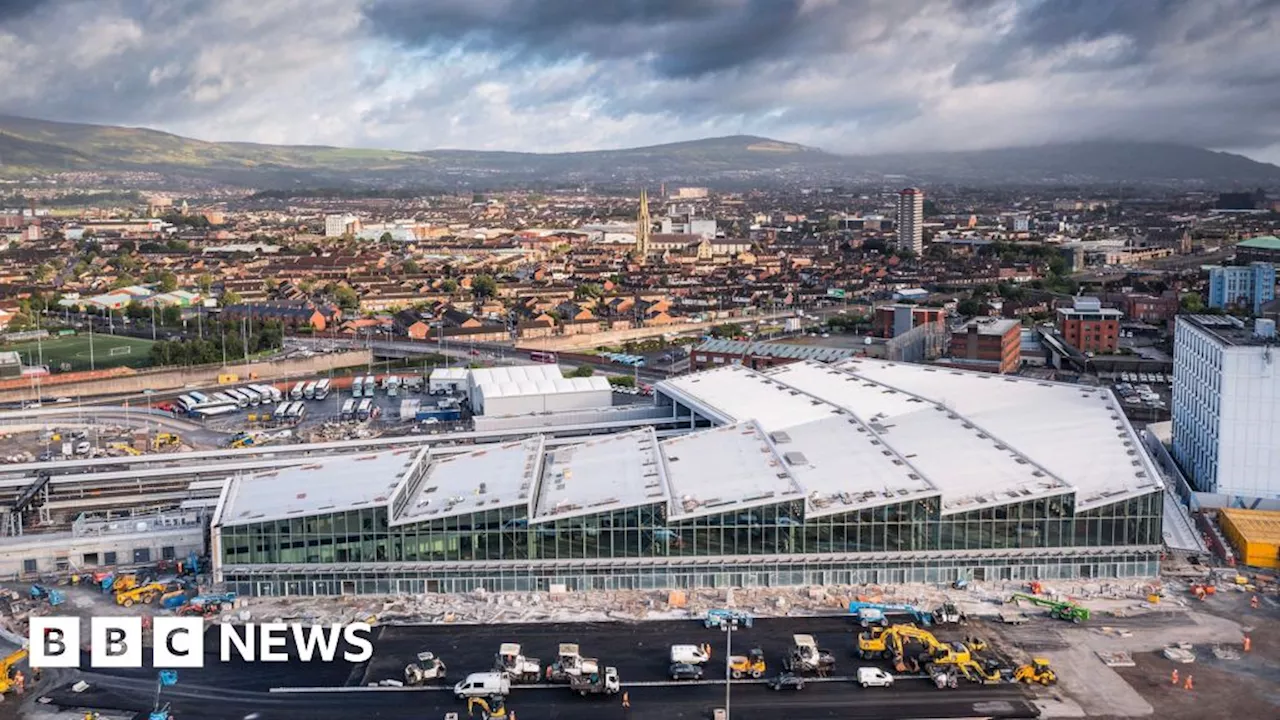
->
[212,359,1166,595]
[467,365,613,416]
[1218,507,1280,569]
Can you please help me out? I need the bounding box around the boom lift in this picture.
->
[848,601,934,627]
[1008,593,1091,623]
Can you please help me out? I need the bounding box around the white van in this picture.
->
[454,672,510,699]
[670,644,711,665]
[857,667,894,688]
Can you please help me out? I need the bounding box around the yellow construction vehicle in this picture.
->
[0,648,28,695]
[109,442,142,456]
[111,574,140,593]
[927,641,1003,684]
[1012,658,1057,685]
[152,432,181,450]
[116,582,166,607]
[467,696,507,718]
[728,648,766,679]
[857,624,947,672]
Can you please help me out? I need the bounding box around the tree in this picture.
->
[608,375,636,388]
[439,278,458,293]
[334,285,360,310]
[222,290,242,306]
[956,298,983,316]
[574,283,603,300]
[402,259,420,275]
[1180,292,1204,313]
[111,273,137,289]
[6,313,33,332]
[158,271,178,293]
[125,301,148,320]
[30,263,53,283]
[379,232,394,244]
[471,275,497,298]
[197,273,213,294]
[161,305,183,326]
[566,365,595,378]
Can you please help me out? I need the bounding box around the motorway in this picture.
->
[41,617,1038,720]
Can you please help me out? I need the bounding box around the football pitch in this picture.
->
[4,334,156,372]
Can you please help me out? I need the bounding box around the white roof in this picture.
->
[390,438,544,525]
[657,364,844,433]
[660,421,806,521]
[430,367,469,381]
[837,358,1162,510]
[533,428,668,523]
[481,375,610,398]
[769,416,940,517]
[469,365,565,387]
[215,448,425,527]
[765,362,1071,514]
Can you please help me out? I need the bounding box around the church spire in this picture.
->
[635,188,651,260]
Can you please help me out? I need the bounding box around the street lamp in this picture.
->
[721,617,739,720]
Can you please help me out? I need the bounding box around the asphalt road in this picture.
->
[40,618,1037,720]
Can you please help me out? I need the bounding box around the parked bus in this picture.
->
[176,395,199,413]
[293,402,307,423]
[188,391,210,405]
[364,376,377,397]
[290,382,306,401]
[253,384,282,403]
[190,401,239,418]
[314,378,331,401]
[356,398,373,421]
[529,351,558,364]
[240,387,262,406]
[223,389,250,408]
[350,376,365,399]
[340,398,356,421]
[385,375,400,398]
[212,392,237,405]
[303,381,318,400]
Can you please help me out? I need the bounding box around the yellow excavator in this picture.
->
[857,624,947,672]
[927,641,1003,684]
[466,695,507,718]
[116,582,166,607]
[1,648,28,696]
[1012,658,1057,685]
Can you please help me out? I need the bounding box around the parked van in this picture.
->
[453,672,510,699]
[669,644,711,665]
[857,667,894,688]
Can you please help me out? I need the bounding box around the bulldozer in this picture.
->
[152,432,181,450]
[116,582,166,607]
[728,648,766,679]
[1012,658,1057,685]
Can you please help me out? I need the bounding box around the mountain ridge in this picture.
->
[0,114,1276,187]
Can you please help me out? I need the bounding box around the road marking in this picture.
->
[268,674,924,694]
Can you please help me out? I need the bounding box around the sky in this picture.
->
[1,0,1279,162]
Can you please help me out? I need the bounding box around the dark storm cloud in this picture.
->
[953,0,1280,83]
[0,0,52,21]
[364,0,995,79]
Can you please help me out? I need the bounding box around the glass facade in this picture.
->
[221,494,1161,567]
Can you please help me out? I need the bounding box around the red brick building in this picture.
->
[872,304,946,338]
[1056,297,1123,353]
[944,317,1022,374]
[1123,292,1179,324]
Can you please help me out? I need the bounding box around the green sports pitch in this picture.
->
[4,334,156,372]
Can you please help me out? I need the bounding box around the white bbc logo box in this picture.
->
[29,618,374,668]
[29,617,206,668]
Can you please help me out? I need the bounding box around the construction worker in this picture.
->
[1243,635,1252,653]
[1183,674,1193,691]
[13,670,24,695]
[622,690,630,709]
[1250,595,1260,609]
[1170,668,1179,685]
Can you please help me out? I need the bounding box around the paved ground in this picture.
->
[36,617,1037,720]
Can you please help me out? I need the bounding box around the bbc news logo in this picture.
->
[28,618,374,668]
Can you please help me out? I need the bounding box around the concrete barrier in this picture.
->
[0,350,373,403]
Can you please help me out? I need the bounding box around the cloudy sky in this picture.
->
[1,0,1279,162]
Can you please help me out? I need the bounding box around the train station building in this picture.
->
[212,359,1165,596]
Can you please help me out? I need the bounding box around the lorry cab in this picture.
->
[454,672,510,698]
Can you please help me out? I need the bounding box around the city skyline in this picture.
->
[0,0,1278,162]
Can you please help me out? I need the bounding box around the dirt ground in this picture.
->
[1109,587,1280,719]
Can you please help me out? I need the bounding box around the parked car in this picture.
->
[669,663,704,681]
[766,673,805,691]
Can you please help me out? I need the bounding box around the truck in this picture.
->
[494,643,541,684]
[568,666,620,697]
[848,601,935,628]
[782,635,836,676]
[548,643,598,683]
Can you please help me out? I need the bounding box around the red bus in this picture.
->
[529,351,558,364]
